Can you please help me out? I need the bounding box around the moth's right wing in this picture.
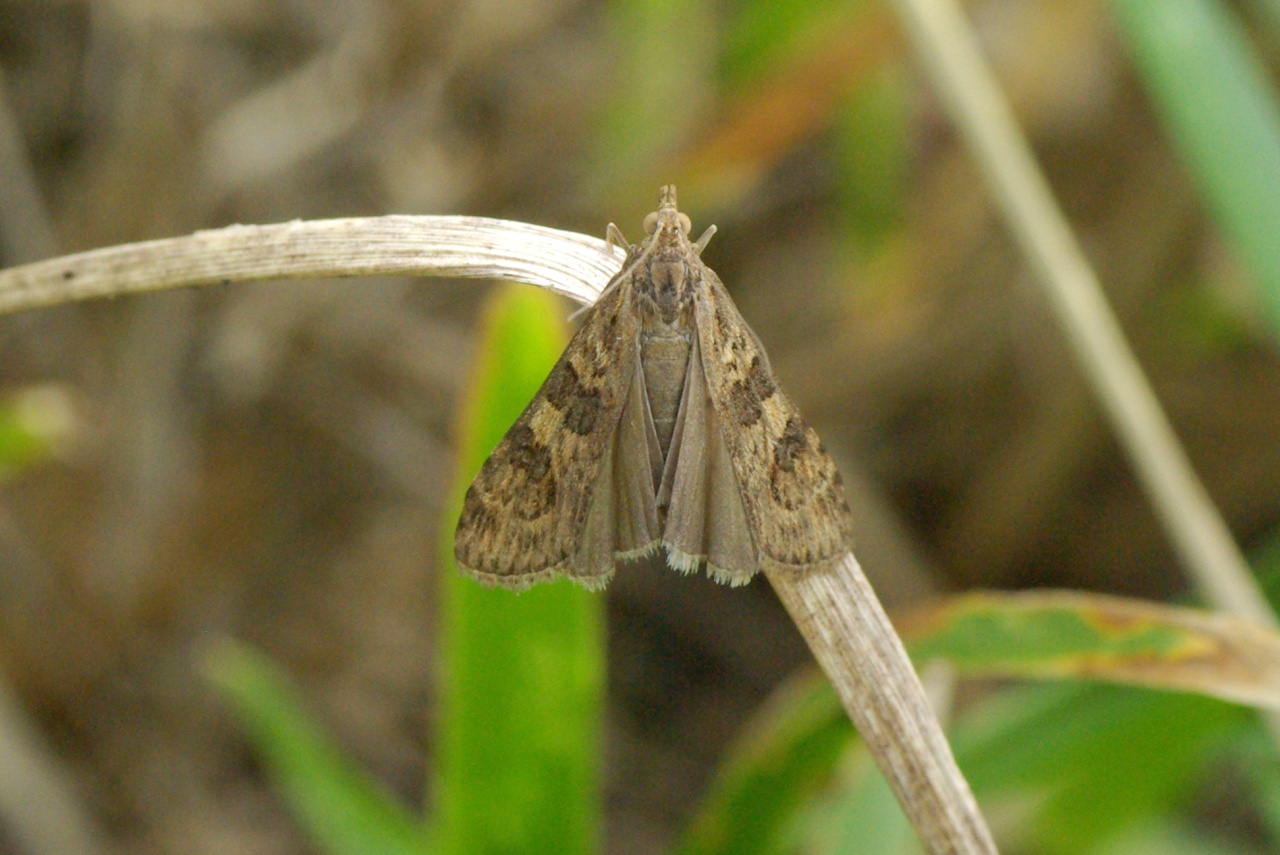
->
[658,332,759,586]
[692,267,853,577]
[454,276,659,591]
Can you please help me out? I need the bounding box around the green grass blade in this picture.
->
[205,640,430,855]
[434,283,604,855]
[784,681,1245,854]
[801,744,915,855]
[954,683,1247,854]
[673,671,857,855]
[1110,0,1280,331]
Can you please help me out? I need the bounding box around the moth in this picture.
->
[455,186,852,591]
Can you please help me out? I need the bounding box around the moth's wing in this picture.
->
[659,333,758,585]
[454,276,658,590]
[692,267,853,576]
[611,345,664,562]
[537,353,662,590]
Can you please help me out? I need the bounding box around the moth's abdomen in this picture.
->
[640,329,692,460]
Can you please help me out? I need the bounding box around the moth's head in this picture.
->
[641,184,715,255]
[643,185,692,243]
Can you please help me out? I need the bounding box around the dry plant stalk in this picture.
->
[770,555,996,854]
[0,202,997,855]
[888,0,1273,631]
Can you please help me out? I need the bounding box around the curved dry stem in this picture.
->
[769,555,997,855]
[0,215,621,317]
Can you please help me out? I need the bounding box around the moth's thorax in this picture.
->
[632,240,699,328]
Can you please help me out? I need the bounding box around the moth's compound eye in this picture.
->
[643,212,659,234]
[678,213,692,234]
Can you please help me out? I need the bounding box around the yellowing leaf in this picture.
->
[900,590,1280,710]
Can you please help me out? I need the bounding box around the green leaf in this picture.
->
[1110,0,1280,333]
[591,0,717,198]
[1094,820,1259,855]
[673,671,857,855]
[205,641,430,855]
[800,744,915,855]
[735,679,1247,855]
[1224,724,1280,850]
[953,682,1247,854]
[434,283,604,855]
[682,596,1260,854]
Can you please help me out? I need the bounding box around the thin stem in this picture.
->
[888,0,1276,629]
[0,216,620,317]
[770,556,997,855]
[0,68,57,263]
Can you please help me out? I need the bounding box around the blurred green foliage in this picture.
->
[673,675,858,855]
[208,284,603,855]
[209,577,1280,854]
[1111,0,1280,335]
[0,387,65,477]
[434,284,604,855]
[205,642,431,855]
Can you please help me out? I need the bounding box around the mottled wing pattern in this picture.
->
[455,275,644,589]
[693,267,853,575]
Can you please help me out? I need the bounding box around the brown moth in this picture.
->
[454,186,853,591]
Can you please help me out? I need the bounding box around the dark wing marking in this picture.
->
[454,275,645,590]
[693,267,853,575]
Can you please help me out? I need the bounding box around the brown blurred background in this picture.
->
[1,0,1279,852]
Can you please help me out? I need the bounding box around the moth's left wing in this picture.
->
[693,267,853,576]
[454,275,658,590]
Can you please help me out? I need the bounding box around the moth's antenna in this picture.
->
[693,225,717,255]
[606,223,628,253]
[580,217,644,319]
